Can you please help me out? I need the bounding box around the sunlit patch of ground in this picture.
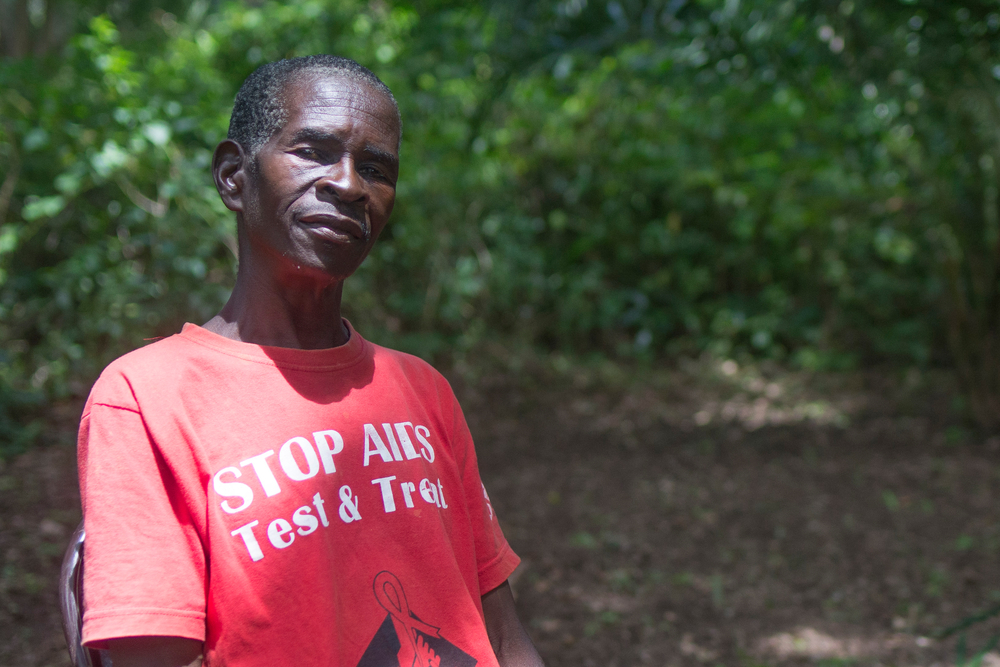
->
[690,358,852,431]
[758,626,931,661]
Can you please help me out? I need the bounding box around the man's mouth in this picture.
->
[298,213,368,242]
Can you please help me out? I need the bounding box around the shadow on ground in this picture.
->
[3,359,999,666]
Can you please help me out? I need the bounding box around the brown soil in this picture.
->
[3,358,1000,667]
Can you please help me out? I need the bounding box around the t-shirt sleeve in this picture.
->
[451,395,521,596]
[78,375,207,647]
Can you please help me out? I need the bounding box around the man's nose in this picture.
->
[316,156,364,202]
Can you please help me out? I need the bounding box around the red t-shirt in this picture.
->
[78,322,519,666]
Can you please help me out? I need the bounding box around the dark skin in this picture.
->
[106,72,544,667]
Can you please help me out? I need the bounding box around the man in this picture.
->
[77,55,545,667]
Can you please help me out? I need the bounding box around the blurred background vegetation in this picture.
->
[2,0,1000,456]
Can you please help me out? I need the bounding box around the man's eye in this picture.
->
[294,148,319,159]
[359,165,386,179]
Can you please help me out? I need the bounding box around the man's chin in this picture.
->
[265,255,363,287]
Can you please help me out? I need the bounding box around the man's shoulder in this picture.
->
[100,330,199,378]
[370,342,443,376]
[85,330,204,407]
[368,342,455,393]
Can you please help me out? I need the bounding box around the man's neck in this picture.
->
[202,267,351,350]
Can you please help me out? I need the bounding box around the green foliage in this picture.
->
[3,0,1000,455]
[1,10,236,453]
[818,0,1000,424]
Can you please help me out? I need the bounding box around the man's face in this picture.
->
[241,72,400,284]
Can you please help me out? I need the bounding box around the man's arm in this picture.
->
[106,636,203,667]
[482,580,545,667]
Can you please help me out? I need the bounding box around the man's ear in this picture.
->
[213,139,248,213]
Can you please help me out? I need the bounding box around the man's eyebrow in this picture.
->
[288,128,339,145]
[362,144,399,169]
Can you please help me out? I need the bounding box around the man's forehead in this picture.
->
[282,72,397,130]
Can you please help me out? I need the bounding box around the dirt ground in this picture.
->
[3,355,1000,667]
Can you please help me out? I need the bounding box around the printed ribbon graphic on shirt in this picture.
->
[357,571,477,667]
[375,571,442,667]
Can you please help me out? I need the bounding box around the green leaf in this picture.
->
[21,196,65,221]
